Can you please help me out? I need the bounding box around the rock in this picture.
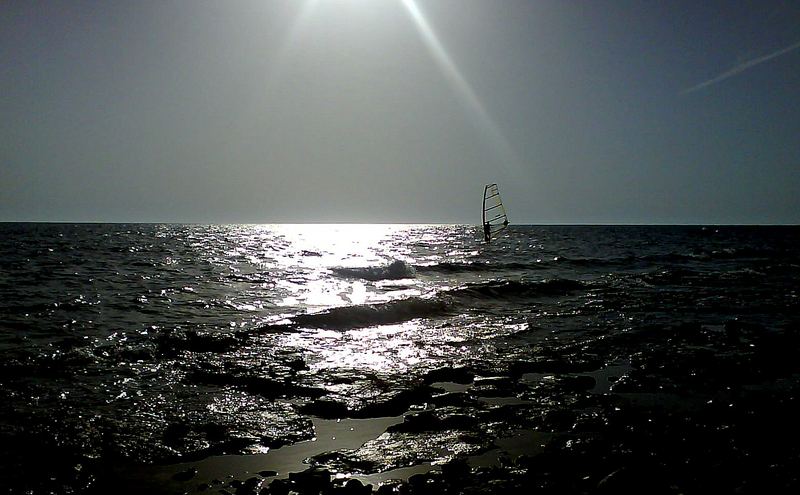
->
[289,466,332,493]
[423,366,475,384]
[236,477,263,495]
[343,478,371,495]
[286,358,309,372]
[407,473,429,494]
[268,478,291,495]
[562,375,596,391]
[375,484,396,495]
[388,410,440,433]
[441,458,470,481]
[429,391,472,407]
[300,399,349,418]
[472,375,520,397]
[440,413,479,430]
[510,358,602,376]
[355,385,436,418]
[258,470,278,478]
[542,409,577,431]
[473,375,506,386]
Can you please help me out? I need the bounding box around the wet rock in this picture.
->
[429,391,473,407]
[236,477,263,495]
[407,474,426,491]
[342,478,371,495]
[300,399,349,418]
[561,375,596,391]
[258,470,278,478]
[375,483,397,495]
[473,375,512,387]
[187,369,325,399]
[595,463,673,495]
[389,408,481,434]
[509,358,602,377]
[389,411,439,433]
[268,478,291,495]
[289,466,331,494]
[355,385,436,418]
[441,458,470,482]
[163,423,192,446]
[158,330,241,355]
[423,366,475,384]
[471,375,521,396]
[286,358,309,372]
[402,473,446,495]
[571,411,606,432]
[541,409,577,431]
[240,376,327,400]
[440,413,480,430]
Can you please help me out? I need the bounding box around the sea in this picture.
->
[1,223,799,494]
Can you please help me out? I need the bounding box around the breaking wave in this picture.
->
[331,260,416,281]
[415,261,544,273]
[285,297,450,330]
[266,278,586,331]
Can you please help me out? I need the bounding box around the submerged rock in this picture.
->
[171,467,198,481]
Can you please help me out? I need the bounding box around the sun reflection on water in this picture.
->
[269,224,425,311]
[278,321,429,375]
[272,224,412,265]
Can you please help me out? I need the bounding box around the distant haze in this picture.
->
[2,0,799,224]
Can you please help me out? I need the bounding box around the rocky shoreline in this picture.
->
[75,318,800,495]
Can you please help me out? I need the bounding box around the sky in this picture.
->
[1,0,799,224]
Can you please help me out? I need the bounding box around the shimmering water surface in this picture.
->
[1,224,799,493]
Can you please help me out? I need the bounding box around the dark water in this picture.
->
[1,224,799,493]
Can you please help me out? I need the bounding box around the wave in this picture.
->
[330,260,416,281]
[260,278,585,332]
[446,278,586,300]
[278,297,450,330]
[415,261,545,273]
[415,257,660,273]
[638,247,782,263]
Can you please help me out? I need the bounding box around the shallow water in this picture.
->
[1,223,799,493]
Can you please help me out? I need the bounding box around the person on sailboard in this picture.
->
[484,222,491,242]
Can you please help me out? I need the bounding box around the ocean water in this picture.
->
[1,223,799,493]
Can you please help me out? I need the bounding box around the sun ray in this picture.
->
[400,0,521,173]
[263,0,320,88]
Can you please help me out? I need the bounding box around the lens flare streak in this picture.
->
[401,0,520,170]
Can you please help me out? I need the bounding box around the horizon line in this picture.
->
[1,221,798,227]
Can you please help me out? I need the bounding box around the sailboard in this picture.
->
[482,183,509,242]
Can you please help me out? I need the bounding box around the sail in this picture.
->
[482,183,509,241]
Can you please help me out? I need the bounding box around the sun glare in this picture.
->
[400,0,521,173]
